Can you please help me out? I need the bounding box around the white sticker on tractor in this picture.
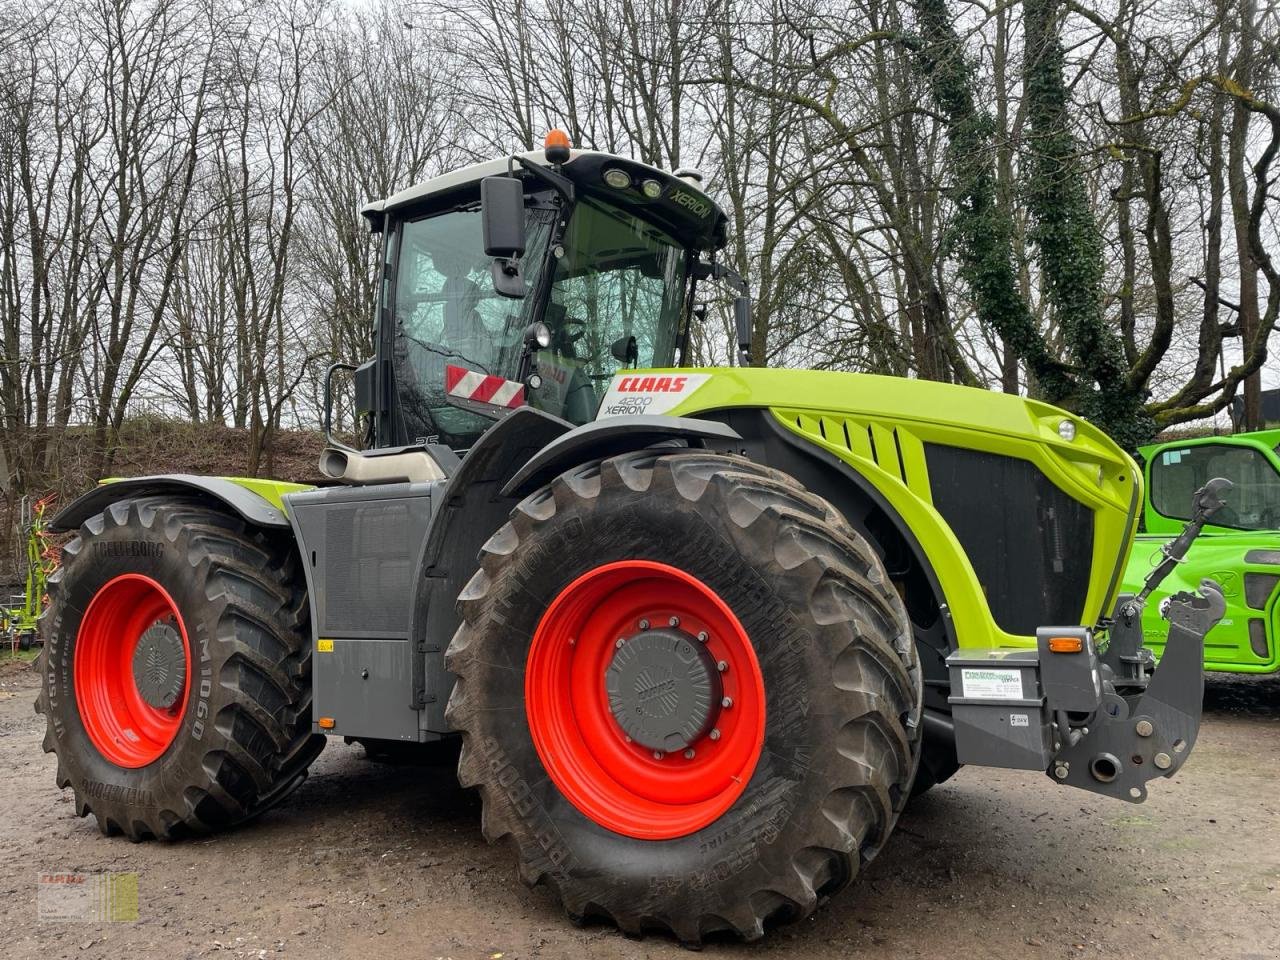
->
[961,668,1024,701]
[1009,713,1030,727]
[596,373,711,419]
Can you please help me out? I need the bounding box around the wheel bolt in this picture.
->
[717,660,728,672]
[1054,763,1069,780]
[684,748,695,759]
[653,750,665,760]
[615,637,625,648]
[1154,752,1172,770]
[696,631,708,643]
[669,615,680,627]
[639,619,650,630]
[709,728,721,741]
[1135,719,1153,737]
[721,696,733,708]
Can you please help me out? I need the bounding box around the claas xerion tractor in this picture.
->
[37,132,1228,944]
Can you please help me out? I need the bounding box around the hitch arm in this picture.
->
[1124,476,1231,615]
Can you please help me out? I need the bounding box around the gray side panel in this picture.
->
[287,482,440,740]
[313,638,419,741]
[50,475,290,532]
[287,482,437,640]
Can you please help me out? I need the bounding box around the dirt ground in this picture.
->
[2,655,1276,960]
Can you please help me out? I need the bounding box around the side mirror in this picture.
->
[610,334,638,367]
[481,176,527,298]
[733,296,752,366]
[324,361,359,452]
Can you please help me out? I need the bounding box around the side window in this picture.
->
[395,210,520,375]
[1150,443,1280,530]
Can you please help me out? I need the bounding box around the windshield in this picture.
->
[391,194,688,449]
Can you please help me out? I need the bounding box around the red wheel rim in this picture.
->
[74,574,192,768]
[525,560,765,839]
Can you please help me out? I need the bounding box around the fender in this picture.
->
[48,475,311,532]
[501,414,742,497]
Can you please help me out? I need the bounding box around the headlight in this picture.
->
[603,168,632,189]
[1057,419,1077,442]
[641,179,663,198]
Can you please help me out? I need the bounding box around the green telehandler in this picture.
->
[37,134,1227,943]
[1121,429,1280,674]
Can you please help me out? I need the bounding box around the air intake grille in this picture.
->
[925,444,1094,635]
[323,502,413,634]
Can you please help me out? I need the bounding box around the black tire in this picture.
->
[36,496,324,839]
[445,450,922,944]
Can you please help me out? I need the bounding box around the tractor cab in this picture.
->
[353,136,738,453]
[1140,430,1280,533]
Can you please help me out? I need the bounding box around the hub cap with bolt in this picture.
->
[524,560,765,839]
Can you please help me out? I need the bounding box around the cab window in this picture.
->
[1150,443,1280,530]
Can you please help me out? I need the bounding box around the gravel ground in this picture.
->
[2,657,1276,960]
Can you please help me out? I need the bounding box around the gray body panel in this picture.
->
[947,649,1053,770]
[285,481,441,741]
[312,638,420,741]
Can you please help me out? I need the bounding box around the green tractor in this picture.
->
[1121,429,1280,674]
[4,493,57,651]
[38,136,1227,943]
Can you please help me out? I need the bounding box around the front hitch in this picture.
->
[1045,580,1224,801]
[946,478,1230,802]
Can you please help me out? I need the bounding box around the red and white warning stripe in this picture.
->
[445,364,525,409]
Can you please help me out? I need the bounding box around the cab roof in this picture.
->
[360,149,729,250]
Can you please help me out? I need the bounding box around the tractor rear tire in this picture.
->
[36,496,324,839]
[445,450,921,944]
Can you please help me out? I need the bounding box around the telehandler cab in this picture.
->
[38,134,1226,944]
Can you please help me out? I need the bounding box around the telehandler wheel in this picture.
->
[36,496,324,839]
[446,450,922,944]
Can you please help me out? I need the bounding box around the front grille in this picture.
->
[925,444,1094,635]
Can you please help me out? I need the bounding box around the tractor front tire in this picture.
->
[36,496,324,839]
[446,451,921,944]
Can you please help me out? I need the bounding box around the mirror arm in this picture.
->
[690,260,755,367]
[512,155,575,204]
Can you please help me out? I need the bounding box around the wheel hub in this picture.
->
[525,560,766,839]
[74,573,192,768]
[131,620,187,710]
[605,627,721,752]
